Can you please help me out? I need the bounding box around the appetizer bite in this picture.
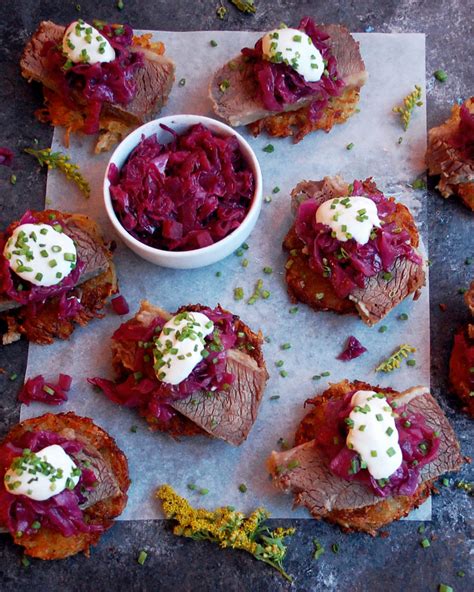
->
[0,412,129,559]
[449,281,474,416]
[0,210,116,345]
[210,17,367,142]
[268,380,462,535]
[90,300,268,445]
[426,97,474,210]
[283,176,425,325]
[20,20,175,152]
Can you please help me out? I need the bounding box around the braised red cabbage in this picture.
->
[0,211,84,320]
[337,336,367,361]
[241,17,344,112]
[108,124,255,251]
[294,179,422,299]
[0,147,14,167]
[111,294,130,315]
[0,430,101,537]
[18,374,71,406]
[313,391,440,497]
[89,305,238,424]
[43,22,143,134]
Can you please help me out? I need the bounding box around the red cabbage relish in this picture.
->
[108,123,255,251]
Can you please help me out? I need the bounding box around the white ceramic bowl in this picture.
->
[103,114,263,269]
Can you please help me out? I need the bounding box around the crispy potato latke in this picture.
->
[283,178,420,317]
[293,380,433,535]
[2,412,130,559]
[248,87,360,143]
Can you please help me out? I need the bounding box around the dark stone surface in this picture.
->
[0,1,472,591]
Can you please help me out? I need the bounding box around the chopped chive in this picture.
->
[399,313,409,320]
[275,360,284,367]
[407,359,416,367]
[269,395,280,401]
[238,483,247,493]
[321,371,330,377]
[263,266,273,274]
[262,144,274,153]
[279,370,288,378]
[199,488,209,495]
[386,447,396,457]
[48,259,57,268]
[272,186,280,193]
[179,78,186,86]
[130,425,138,433]
[434,69,447,82]
[346,142,354,150]
[215,271,221,277]
[280,343,291,350]
[137,550,148,565]
[9,373,18,381]
[379,325,388,333]
[210,40,218,47]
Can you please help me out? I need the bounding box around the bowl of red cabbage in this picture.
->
[103,114,262,268]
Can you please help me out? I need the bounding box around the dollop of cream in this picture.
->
[4,445,81,501]
[346,390,402,481]
[3,223,77,287]
[261,27,324,83]
[316,196,381,245]
[62,20,115,65]
[153,311,215,386]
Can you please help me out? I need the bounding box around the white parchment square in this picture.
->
[21,31,430,520]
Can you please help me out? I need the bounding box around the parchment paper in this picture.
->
[21,31,430,520]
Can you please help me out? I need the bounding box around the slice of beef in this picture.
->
[290,176,349,213]
[20,21,175,127]
[348,256,426,326]
[170,349,268,446]
[0,217,110,313]
[426,98,474,200]
[210,25,367,127]
[72,447,121,510]
[268,387,463,517]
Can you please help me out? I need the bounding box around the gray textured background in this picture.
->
[0,1,472,591]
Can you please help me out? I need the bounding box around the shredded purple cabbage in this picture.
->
[294,179,423,299]
[0,430,101,537]
[241,17,345,112]
[44,22,143,134]
[0,147,14,167]
[18,375,70,406]
[108,123,255,251]
[89,305,239,424]
[313,391,440,498]
[337,336,367,361]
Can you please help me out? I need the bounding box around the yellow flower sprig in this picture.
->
[25,147,90,198]
[157,484,295,581]
[392,85,423,131]
[376,344,417,373]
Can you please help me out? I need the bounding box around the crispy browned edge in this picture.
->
[1,412,130,560]
[112,302,267,438]
[248,87,361,143]
[291,379,432,535]
[282,179,421,317]
[426,98,474,211]
[1,210,117,345]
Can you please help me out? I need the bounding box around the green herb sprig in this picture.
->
[157,484,295,581]
[375,344,417,373]
[230,0,256,14]
[25,147,90,198]
[392,85,423,131]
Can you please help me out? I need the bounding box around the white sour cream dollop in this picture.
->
[3,223,77,287]
[346,390,403,481]
[62,20,115,65]
[4,444,81,501]
[153,311,215,386]
[316,196,382,245]
[261,27,324,83]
